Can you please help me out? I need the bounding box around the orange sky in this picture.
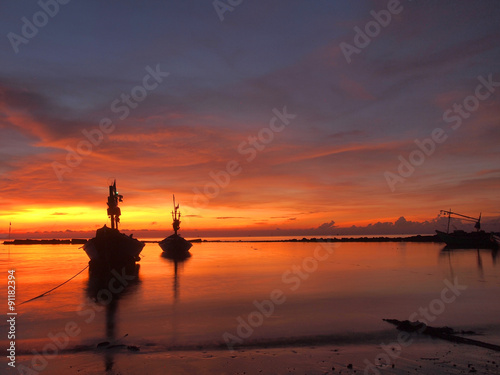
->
[1,2,500,237]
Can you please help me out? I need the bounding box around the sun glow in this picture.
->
[2,206,105,232]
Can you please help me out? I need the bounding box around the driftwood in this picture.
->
[383,319,500,352]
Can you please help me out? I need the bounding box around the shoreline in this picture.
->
[3,235,443,245]
[193,234,442,243]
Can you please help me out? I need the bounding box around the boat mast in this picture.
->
[440,210,481,233]
[446,208,451,233]
[8,222,11,240]
[107,180,123,230]
[172,195,181,235]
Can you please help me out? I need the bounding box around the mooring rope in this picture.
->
[18,264,89,306]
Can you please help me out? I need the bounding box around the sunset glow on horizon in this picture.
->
[1,1,499,237]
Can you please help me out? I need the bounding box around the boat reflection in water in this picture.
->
[440,246,498,282]
[86,262,141,372]
[161,251,191,302]
[160,252,191,346]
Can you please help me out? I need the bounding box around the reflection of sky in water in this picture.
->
[3,241,500,353]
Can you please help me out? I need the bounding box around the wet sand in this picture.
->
[16,338,500,375]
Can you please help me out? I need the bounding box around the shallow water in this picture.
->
[1,240,499,357]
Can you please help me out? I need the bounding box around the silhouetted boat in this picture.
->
[436,230,494,248]
[492,234,500,247]
[84,181,144,265]
[436,210,495,249]
[159,195,192,257]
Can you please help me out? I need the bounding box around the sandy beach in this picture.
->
[14,337,500,375]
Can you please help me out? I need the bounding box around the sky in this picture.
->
[1,0,499,237]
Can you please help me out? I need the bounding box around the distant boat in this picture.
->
[159,195,192,257]
[436,210,496,249]
[83,181,144,265]
[436,230,495,249]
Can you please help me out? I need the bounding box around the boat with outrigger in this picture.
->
[492,234,500,248]
[436,210,497,249]
[159,195,192,258]
[83,181,145,268]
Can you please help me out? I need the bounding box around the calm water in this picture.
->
[1,240,499,356]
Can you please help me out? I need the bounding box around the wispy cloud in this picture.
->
[0,1,499,234]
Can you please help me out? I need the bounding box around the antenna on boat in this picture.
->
[475,213,481,231]
[440,209,482,233]
[448,208,452,233]
[107,180,123,230]
[172,194,181,235]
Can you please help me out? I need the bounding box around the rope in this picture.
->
[18,264,89,306]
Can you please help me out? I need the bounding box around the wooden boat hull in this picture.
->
[436,230,495,249]
[84,225,144,264]
[159,234,192,257]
